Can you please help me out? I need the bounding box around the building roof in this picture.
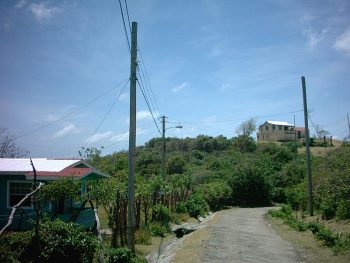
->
[262,121,294,126]
[0,158,81,172]
[0,158,109,180]
[295,127,305,132]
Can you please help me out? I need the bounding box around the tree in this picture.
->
[235,118,257,137]
[0,128,29,158]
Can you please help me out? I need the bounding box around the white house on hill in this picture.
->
[257,121,305,142]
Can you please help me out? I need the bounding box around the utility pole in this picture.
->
[127,21,137,252]
[161,116,182,181]
[347,112,350,138]
[162,116,166,180]
[301,76,313,216]
[294,114,296,143]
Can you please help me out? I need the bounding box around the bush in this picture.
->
[175,202,187,214]
[171,213,190,224]
[186,193,209,218]
[0,220,98,263]
[320,198,337,220]
[196,180,232,211]
[336,200,350,220]
[105,247,132,263]
[148,222,170,237]
[152,204,170,225]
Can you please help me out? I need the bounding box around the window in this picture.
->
[279,125,282,130]
[8,181,33,207]
[272,125,275,131]
[266,126,268,131]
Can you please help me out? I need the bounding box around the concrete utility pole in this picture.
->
[301,76,313,216]
[347,112,350,138]
[162,116,167,180]
[161,116,182,180]
[127,21,137,252]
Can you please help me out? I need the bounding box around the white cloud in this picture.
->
[302,27,329,50]
[3,21,12,31]
[300,13,329,50]
[137,110,152,120]
[334,27,350,54]
[29,2,61,22]
[126,110,159,123]
[110,128,146,143]
[52,124,78,139]
[110,131,129,142]
[172,82,187,93]
[15,0,27,9]
[118,92,129,101]
[87,131,113,144]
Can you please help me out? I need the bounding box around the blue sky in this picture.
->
[1,0,349,157]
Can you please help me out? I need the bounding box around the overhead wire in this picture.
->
[118,0,131,52]
[137,51,161,118]
[83,79,130,149]
[168,110,304,125]
[136,67,160,118]
[13,79,128,141]
[137,79,162,135]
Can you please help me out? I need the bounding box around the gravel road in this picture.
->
[200,207,303,263]
[151,207,305,263]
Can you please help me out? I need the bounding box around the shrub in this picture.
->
[135,229,152,245]
[175,202,187,214]
[171,213,189,224]
[196,180,232,211]
[336,200,350,220]
[148,222,170,237]
[186,193,209,218]
[320,198,337,220]
[152,204,170,225]
[105,247,132,263]
[0,220,98,263]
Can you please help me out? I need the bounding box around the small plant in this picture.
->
[135,229,152,245]
[336,200,350,220]
[148,222,170,237]
[105,247,132,263]
[175,202,187,214]
[186,193,209,218]
[152,204,170,225]
[171,213,190,224]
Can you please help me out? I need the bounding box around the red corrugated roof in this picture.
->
[295,127,305,131]
[26,167,94,177]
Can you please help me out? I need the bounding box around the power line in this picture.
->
[117,0,161,119]
[14,79,128,141]
[136,67,160,119]
[138,50,161,116]
[118,0,131,52]
[137,79,161,135]
[168,110,304,125]
[124,0,132,33]
[83,79,129,148]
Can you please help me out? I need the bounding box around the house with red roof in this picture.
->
[0,158,108,230]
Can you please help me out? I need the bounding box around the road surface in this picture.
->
[149,207,305,263]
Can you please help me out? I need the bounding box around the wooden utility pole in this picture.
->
[127,21,137,252]
[301,76,313,216]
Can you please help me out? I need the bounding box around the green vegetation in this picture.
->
[0,220,98,262]
[269,205,350,254]
[2,126,349,261]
